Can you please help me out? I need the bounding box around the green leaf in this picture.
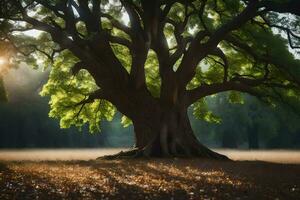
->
[193,98,221,124]
[121,115,132,128]
[228,91,244,104]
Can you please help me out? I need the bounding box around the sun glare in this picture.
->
[0,58,6,65]
[0,57,7,74]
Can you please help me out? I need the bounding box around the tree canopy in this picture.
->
[0,0,300,158]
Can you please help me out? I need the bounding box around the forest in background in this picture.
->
[0,65,299,149]
[0,67,299,149]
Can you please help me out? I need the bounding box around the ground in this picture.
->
[0,149,300,199]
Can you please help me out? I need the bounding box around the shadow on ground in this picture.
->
[0,159,300,199]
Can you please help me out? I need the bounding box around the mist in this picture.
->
[3,64,49,102]
[0,65,134,148]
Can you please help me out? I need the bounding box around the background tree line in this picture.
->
[192,93,300,149]
[0,88,299,149]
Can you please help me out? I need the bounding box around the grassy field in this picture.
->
[0,149,300,199]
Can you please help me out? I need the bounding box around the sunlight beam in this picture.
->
[0,57,8,75]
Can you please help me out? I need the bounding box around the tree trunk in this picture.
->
[131,107,229,160]
[103,86,229,160]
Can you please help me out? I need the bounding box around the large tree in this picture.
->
[0,0,299,158]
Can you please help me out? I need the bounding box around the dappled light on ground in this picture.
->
[1,159,300,199]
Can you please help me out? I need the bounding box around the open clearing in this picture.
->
[0,149,300,199]
[0,148,300,163]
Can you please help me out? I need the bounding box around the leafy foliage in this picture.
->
[0,0,299,134]
[193,98,221,124]
[40,51,116,132]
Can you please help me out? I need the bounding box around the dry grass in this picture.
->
[0,148,299,163]
[0,148,124,161]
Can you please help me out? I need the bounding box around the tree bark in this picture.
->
[130,106,229,160]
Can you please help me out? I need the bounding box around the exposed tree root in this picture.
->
[96,148,141,160]
[96,147,231,161]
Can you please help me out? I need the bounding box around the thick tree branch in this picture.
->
[198,0,209,31]
[224,34,300,86]
[121,0,143,36]
[210,47,229,82]
[101,13,132,36]
[177,1,260,89]
[34,0,65,19]
[261,16,300,49]
[106,34,132,49]
[187,81,256,104]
